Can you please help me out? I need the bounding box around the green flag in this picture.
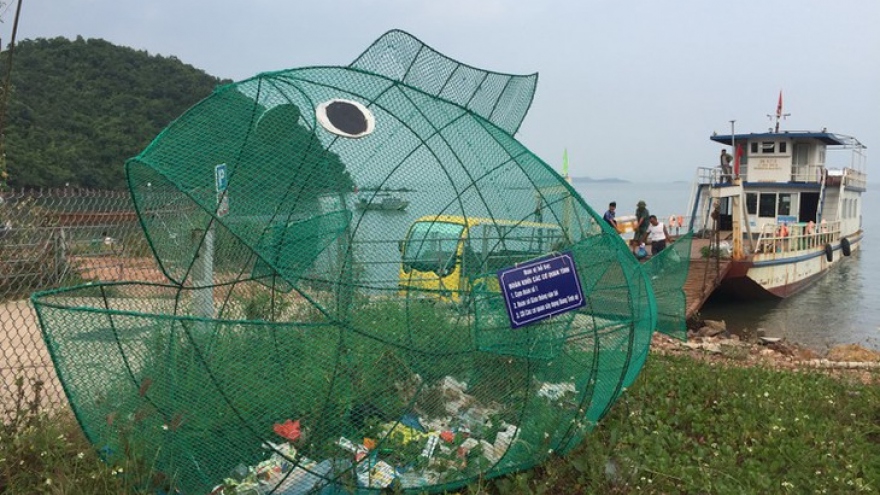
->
[562,148,569,177]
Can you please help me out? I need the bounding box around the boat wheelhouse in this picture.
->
[686,125,866,298]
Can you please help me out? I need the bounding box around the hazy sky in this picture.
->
[2,0,878,182]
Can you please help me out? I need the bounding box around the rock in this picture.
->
[703,343,722,354]
[826,344,880,363]
[697,320,727,337]
[768,342,794,356]
[794,347,821,361]
[682,342,722,354]
[703,319,726,332]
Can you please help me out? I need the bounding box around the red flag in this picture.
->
[776,90,783,118]
[734,143,744,177]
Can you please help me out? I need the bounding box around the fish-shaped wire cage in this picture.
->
[32,30,691,494]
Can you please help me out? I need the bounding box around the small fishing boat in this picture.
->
[686,95,867,298]
[355,192,409,211]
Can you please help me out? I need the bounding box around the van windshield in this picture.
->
[402,221,464,274]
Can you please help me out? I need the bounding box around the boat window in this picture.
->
[746,193,758,215]
[751,142,758,154]
[761,142,776,154]
[793,144,809,166]
[758,193,776,217]
[777,193,791,216]
[779,142,787,154]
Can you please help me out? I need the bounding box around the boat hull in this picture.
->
[716,234,861,299]
[356,199,409,211]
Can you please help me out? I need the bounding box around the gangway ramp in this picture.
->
[683,239,732,319]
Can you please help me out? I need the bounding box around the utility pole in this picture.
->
[0,0,25,190]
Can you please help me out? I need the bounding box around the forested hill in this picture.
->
[0,36,231,189]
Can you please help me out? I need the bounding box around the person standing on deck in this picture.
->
[634,200,650,252]
[719,149,733,183]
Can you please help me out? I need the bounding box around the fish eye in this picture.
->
[316,99,375,138]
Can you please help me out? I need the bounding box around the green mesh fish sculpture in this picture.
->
[32,30,691,494]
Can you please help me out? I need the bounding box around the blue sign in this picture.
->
[498,252,586,329]
[215,163,228,193]
[215,164,229,216]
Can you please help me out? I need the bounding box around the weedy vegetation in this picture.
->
[3,352,879,494]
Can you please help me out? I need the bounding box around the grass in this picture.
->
[1,376,133,494]
[4,350,879,494]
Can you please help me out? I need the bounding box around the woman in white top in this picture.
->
[646,215,672,256]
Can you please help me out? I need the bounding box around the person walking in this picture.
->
[603,201,617,230]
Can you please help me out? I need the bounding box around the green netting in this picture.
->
[645,232,694,341]
[32,30,689,494]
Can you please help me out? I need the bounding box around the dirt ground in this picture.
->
[1,256,169,415]
[0,298,62,414]
[68,255,168,284]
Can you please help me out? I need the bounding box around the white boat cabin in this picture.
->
[689,130,867,246]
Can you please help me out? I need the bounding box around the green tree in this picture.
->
[0,36,230,189]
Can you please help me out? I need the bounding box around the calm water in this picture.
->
[574,181,880,352]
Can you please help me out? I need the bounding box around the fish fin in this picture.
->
[644,232,694,340]
[350,29,538,135]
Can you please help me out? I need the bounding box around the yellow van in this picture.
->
[398,215,566,303]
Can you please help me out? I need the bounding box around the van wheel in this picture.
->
[841,237,852,257]
[824,243,833,262]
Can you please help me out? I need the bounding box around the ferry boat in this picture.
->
[685,106,867,299]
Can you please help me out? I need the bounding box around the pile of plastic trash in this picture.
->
[212,375,577,494]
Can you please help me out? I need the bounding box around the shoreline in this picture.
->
[652,320,880,385]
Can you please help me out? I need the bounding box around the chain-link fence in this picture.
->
[1,188,159,420]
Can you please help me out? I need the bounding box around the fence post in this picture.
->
[53,227,66,284]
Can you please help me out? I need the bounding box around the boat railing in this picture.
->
[753,219,841,256]
[694,166,727,186]
[842,168,868,190]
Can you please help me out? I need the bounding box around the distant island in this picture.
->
[569,176,630,184]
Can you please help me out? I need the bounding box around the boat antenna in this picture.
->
[766,90,790,133]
